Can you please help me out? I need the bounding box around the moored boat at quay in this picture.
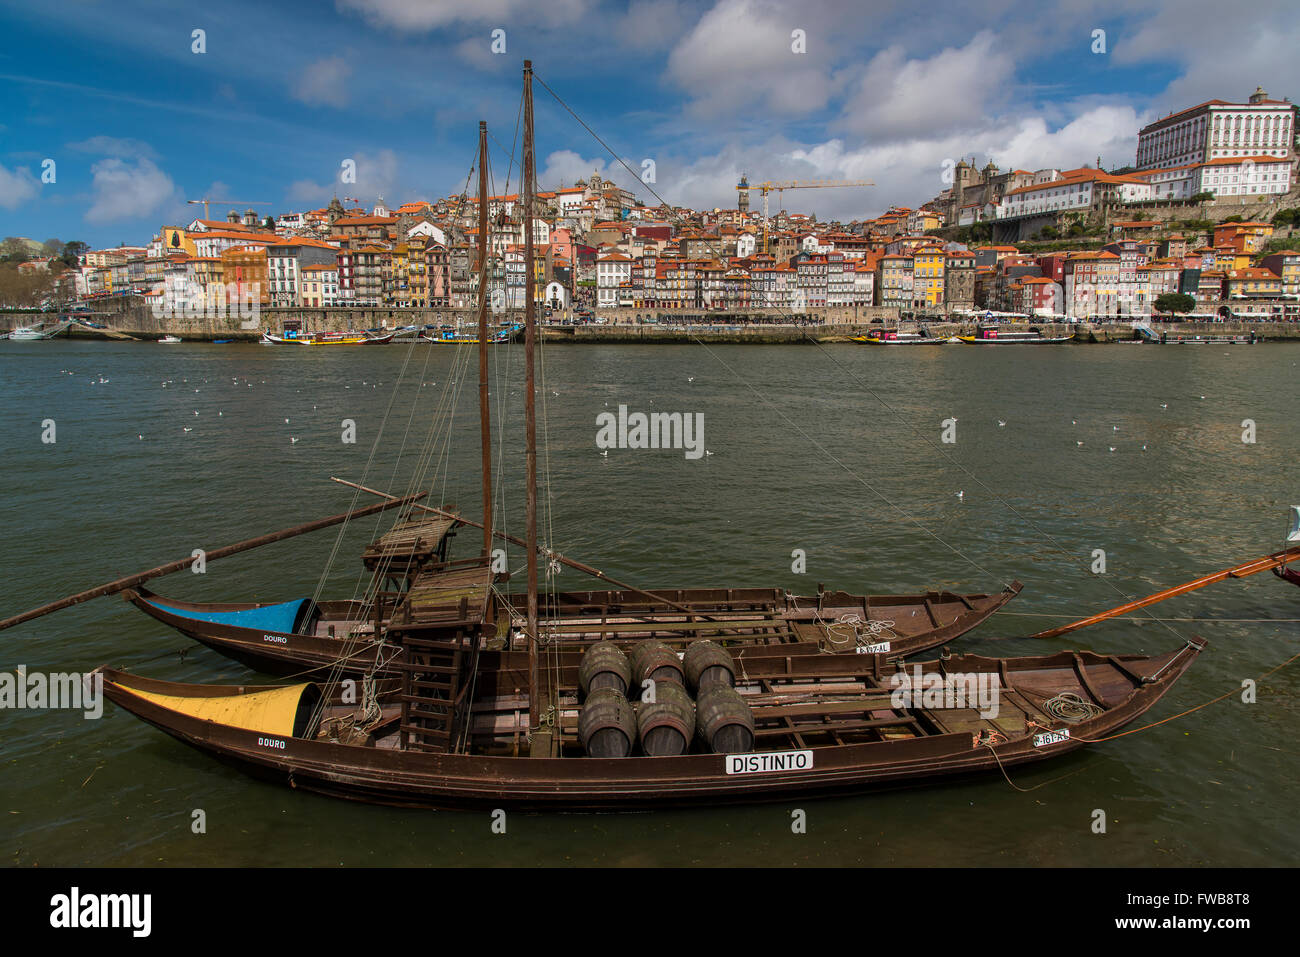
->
[261,330,395,345]
[420,324,520,344]
[852,327,949,345]
[1146,331,1259,345]
[958,325,1075,344]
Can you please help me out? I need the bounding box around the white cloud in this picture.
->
[336,0,592,30]
[0,164,39,210]
[293,56,354,108]
[539,150,621,189]
[988,105,1140,172]
[633,100,1144,223]
[85,157,179,225]
[618,0,693,53]
[839,32,1016,139]
[288,149,401,206]
[666,0,841,117]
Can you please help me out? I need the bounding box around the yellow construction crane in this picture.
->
[187,198,271,220]
[736,178,874,253]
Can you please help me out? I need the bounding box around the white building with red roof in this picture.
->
[1136,87,1294,171]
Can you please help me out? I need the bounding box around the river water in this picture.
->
[1,338,1296,866]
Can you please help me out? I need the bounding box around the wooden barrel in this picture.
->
[636,680,696,756]
[682,639,735,692]
[578,687,636,758]
[578,640,631,697]
[695,685,755,754]
[629,639,684,691]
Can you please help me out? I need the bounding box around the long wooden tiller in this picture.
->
[1032,544,1300,639]
[0,493,426,633]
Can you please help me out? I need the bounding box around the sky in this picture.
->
[1,0,1297,248]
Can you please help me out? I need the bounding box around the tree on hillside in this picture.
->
[0,237,33,263]
[1154,292,1195,316]
[0,264,59,308]
[60,241,88,267]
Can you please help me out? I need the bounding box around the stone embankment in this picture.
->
[4,297,1298,343]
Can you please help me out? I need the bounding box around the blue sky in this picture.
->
[1,0,1295,248]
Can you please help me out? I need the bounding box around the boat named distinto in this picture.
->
[92,639,1205,809]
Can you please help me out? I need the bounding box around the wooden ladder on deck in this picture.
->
[397,632,471,753]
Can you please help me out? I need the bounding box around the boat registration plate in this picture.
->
[855,641,891,654]
[1033,729,1071,747]
[725,750,814,775]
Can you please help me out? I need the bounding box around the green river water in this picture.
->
[1,338,1296,866]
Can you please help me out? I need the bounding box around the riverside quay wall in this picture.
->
[7,297,1300,343]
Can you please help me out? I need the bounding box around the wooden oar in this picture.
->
[1032,544,1300,639]
[331,477,732,624]
[0,493,426,633]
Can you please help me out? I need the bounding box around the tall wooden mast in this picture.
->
[522,60,540,735]
[475,121,493,557]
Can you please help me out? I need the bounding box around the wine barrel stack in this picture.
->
[576,638,754,758]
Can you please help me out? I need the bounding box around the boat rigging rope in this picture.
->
[787,595,898,652]
[303,154,487,726]
[1041,691,1104,723]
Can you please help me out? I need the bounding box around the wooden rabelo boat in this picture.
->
[117,503,1022,678]
[37,64,1204,809]
[121,574,1023,678]
[92,639,1204,809]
